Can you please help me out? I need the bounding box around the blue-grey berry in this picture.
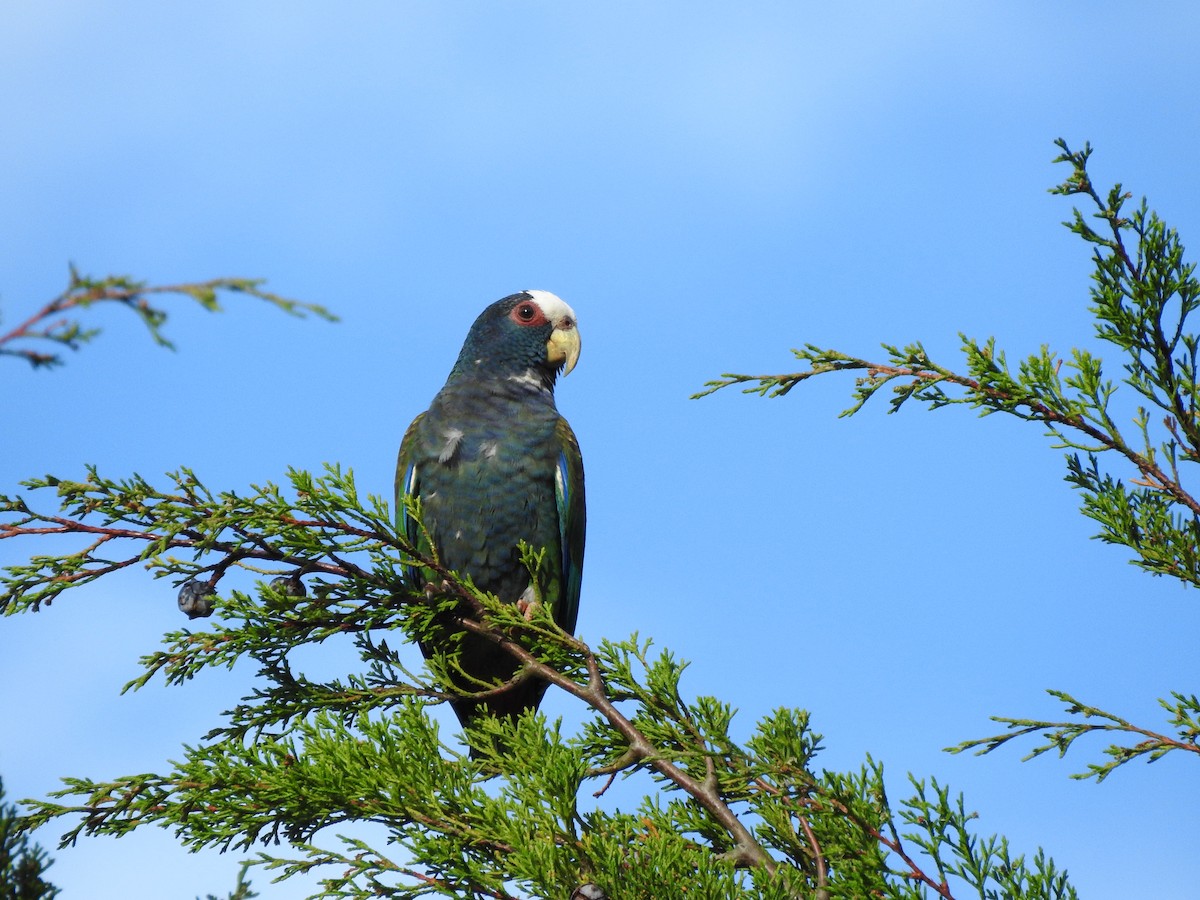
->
[178,580,216,619]
[269,576,307,598]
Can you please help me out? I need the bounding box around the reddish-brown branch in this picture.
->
[751,775,955,899]
[0,296,74,348]
[795,813,828,900]
[0,519,165,542]
[445,604,778,875]
[1,276,299,365]
[278,515,392,542]
[858,361,1200,518]
[1,511,371,594]
[396,867,515,900]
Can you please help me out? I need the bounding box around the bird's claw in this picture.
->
[423,579,454,600]
[515,597,541,620]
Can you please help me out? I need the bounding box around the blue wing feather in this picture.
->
[395,413,425,587]
[554,418,585,634]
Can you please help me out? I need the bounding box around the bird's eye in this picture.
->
[508,299,548,327]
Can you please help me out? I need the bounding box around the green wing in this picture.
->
[395,413,426,587]
[554,416,586,633]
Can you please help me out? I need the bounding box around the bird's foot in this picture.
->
[516,584,541,620]
[515,598,542,620]
[423,579,455,600]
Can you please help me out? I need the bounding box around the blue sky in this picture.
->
[2,2,1199,897]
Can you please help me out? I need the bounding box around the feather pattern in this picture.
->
[395,292,585,735]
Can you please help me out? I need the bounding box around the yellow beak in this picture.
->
[547,321,581,376]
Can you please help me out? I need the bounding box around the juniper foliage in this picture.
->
[0,777,59,900]
[0,201,1101,896]
[0,267,334,369]
[1,466,1074,897]
[697,139,1200,783]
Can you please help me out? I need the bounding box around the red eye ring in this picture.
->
[509,300,548,327]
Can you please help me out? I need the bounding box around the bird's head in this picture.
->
[449,290,581,388]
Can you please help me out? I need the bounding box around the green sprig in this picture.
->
[0,267,336,368]
[696,138,1200,789]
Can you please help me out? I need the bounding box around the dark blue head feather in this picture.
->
[448,290,578,386]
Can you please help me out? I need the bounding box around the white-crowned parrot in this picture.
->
[395,290,585,732]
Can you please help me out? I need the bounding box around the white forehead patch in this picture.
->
[524,290,577,325]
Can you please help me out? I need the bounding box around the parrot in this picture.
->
[395,290,585,735]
